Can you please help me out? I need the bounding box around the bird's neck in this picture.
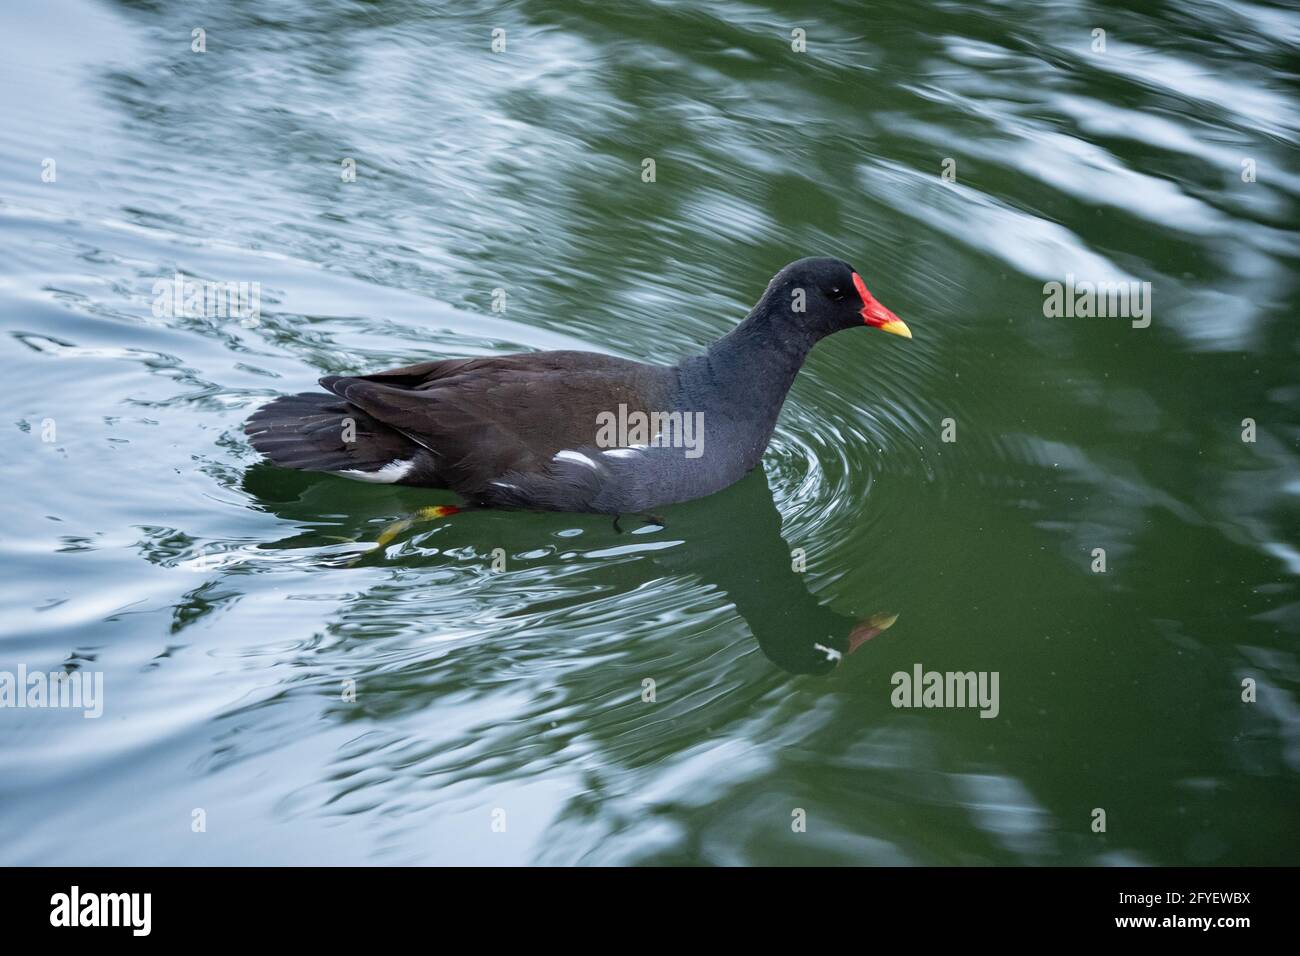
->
[683,308,816,426]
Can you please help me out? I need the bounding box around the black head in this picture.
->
[756,256,911,342]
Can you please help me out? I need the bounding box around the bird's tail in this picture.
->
[244,392,414,475]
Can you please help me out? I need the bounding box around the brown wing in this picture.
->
[319,352,669,492]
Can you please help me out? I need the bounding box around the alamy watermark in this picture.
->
[50,886,150,936]
[152,271,261,326]
[595,404,705,459]
[891,663,999,718]
[0,666,104,719]
[1043,274,1151,328]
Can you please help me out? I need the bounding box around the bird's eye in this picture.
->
[828,287,846,301]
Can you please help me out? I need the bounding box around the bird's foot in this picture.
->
[349,504,460,564]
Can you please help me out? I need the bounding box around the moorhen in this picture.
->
[245,257,910,517]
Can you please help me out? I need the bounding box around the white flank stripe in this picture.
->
[553,450,600,469]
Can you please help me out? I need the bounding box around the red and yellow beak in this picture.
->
[852,272,911,339]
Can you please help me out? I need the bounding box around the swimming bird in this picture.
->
[244,257,910,517]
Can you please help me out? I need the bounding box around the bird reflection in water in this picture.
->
[243,462,896,676]
[645,464,897,674]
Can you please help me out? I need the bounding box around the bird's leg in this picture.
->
[612,514,625,534]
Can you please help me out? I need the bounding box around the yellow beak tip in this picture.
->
[880,320,912,339]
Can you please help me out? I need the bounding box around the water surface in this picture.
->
[1,0,1298,865]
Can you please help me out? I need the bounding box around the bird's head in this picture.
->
[760,256,911,342]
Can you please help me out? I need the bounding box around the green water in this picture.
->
[1,0,1297,865]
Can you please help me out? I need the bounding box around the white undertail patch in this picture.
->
[337,458,416,483]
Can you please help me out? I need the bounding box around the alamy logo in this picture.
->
[0,666,103,718]
[595,404,705,459]
[1042,274,1151,328]
[50,886,151,936]
[891,663,999,718]
[152,271,261,326]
